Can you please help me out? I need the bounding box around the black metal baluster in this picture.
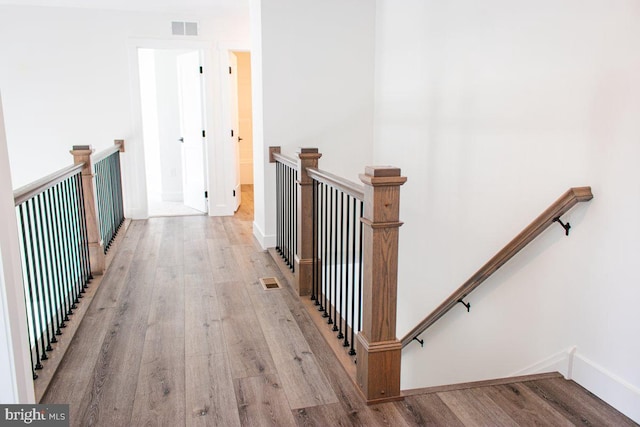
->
[293,167,297,273]
[275,163,279,254]
[98,160,108,252]
[319,183,327,314]
[358,201,364,334]
[337,191,344,340]
[349,196,357,355]
[35,193,56,349]
[327,187,334,325]
[105,156,114,247]
[343,194,351,348]
[289,168,297,271]
[311,179,317,301]
[26,200,48,361]
[33,195,53,356]
[284,165,289,265]
[109,155,117,247]
[114,153,124,231]
[315,180,322,307]
[61,179,77,312]
[75,172,92,283]
[285,167,291,268]
[71,175,87,292]
[45,187,64,335]
[67,177,83,302]
[53,182,71,322]
[18,204,42,374]
[331,188,340,332]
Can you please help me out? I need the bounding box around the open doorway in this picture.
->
[229,51,254,220]
[138,48,208,217]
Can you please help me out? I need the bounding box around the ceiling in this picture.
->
[0,0,248,14]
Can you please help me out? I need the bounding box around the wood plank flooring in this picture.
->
[41,187,638,426]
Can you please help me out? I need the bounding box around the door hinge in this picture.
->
[199,66,203,74]
[233,190,236,197]
[202,130,206,138]
[229,66,232,74]
[230,129,234,137]
[204,191,208,198]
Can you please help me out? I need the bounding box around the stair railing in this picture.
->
[270,146,406,404]
[13,140,126,381]
[401,187,593,348]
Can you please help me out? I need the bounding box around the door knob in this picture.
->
[238,137,243,142]
[179,137,184,143]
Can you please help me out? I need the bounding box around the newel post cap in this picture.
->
[360,166,407,186]
[296,147,322,160]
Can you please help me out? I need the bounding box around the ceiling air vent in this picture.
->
[171,21,198,36]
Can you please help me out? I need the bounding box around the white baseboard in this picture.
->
[512,347,639,423]
[252,221,275,249]
[125,207,147,220]
[572,353,640,423]
[510,346,575,378]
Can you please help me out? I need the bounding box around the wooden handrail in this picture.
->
[401,186,593,348]
[272,152,297,170]
[13,163,85,206]
[306,167,365,201]
[92,140,124,164]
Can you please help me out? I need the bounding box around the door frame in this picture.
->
[127,38,214,219]
[217,42,250,216]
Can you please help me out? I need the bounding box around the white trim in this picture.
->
[510,346,575,378]
[0,93,35,403]
[511,347,640,423]
[253,221,275,249]
[572,353,640,424]
[127,37,216,219]
[215,41,251,218]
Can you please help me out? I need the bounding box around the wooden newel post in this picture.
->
[70,145,105,276]
[356,166,406,404]
[295,147,322,296]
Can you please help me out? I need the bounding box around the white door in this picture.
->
[229,52,241,211]
[177,51,207,213]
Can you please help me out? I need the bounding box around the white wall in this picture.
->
[0,5,249,218]
[0,94,35,403]
[373,0,640,421]
[251,0,376,247]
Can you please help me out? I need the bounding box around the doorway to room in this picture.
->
[138,48,208,217]
[229,50,254,220]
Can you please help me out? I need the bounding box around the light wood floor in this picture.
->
[41,187,637,426]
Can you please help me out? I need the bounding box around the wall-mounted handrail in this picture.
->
[14,164,85,206]
[306,167,365,201]
[401,186,593,348]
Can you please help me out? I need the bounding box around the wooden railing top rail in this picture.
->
[401,186,593,348]
[272,152,297,170]
[307,167,365,201]
[92,140,125,164]
[13,163,85,206]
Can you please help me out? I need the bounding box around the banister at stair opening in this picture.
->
[269,146,406,404]
[12,140,126,400]
[401,186,594,349]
